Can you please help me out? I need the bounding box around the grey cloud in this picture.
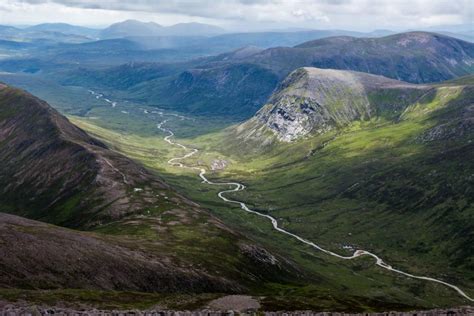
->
[7,0,473,27]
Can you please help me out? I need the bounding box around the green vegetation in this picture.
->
[70,81,473,308]
[2,64,473,310]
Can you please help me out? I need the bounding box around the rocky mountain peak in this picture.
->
[254,67,401,142]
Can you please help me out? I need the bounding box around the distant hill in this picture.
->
[56,32,474,120]
[25,23,100,38]
[4,31,473,120]
[0,24,93,43]
[100,20,163,39]
[100,20,225,38]
[251,32,474,81]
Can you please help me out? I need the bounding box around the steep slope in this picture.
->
[0,83,174,227]
[142,63,279,117]
[0,212,234,293]
[0,83,303,299]
[238,67,429,142]
[254,32,474,82]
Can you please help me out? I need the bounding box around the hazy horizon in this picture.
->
[0,0,472,32]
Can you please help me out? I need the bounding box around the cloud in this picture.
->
[1,0,472,30]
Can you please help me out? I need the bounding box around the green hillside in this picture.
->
[69,69,474,308]
[186,68,474,298]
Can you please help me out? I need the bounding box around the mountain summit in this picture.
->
[100,20,163,38]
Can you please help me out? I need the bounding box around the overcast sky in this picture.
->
[0,0,472,31]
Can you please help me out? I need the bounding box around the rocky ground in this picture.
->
[0,304,472,316]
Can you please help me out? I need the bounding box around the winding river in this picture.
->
[89,90,473,302]
[156,117,473,303]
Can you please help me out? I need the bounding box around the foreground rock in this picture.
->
[0,304,472,316]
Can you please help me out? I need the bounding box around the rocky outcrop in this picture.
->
[420,118,474,142]
[255,68,369,141]
[251,68,426,142]
[235,68,474,144]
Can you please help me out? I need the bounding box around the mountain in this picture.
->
[6,30,462,80]
[181,30,372,53]
[130,63,279,117]
[420,23,474,42]
[1,39,198,68]
[0,25,20,36]
[236,67,474,144]
[25,32,473,120]
[242,67,429,141]
[251,32,474,81]
[100,20,163,39]
[98,29,391,56]
[25,23,100,38]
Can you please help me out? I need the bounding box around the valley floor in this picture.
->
[68,89,473,308]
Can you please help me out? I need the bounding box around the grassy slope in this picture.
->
[185,85,474,296]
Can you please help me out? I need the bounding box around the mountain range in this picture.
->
[60,32,474,119]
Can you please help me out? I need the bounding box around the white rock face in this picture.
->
[235,67,424,144]
[256,68,374,142]
[210,159,228,171]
